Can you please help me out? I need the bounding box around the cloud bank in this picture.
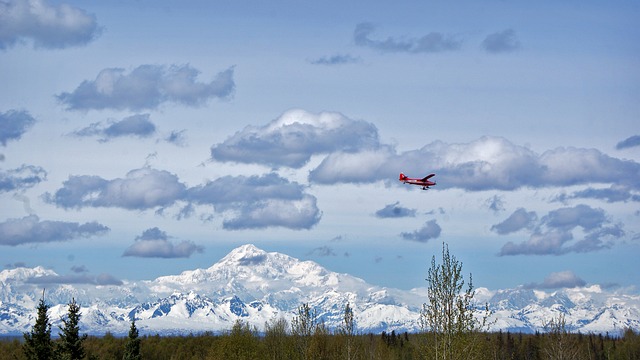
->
[496,204,625,256]
[57,65,235,111]
[309,136,640,191]
[0,215,109,246]
[0,0,100,50]
[45,168,321,230]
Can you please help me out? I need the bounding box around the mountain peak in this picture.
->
[222,244,268,265]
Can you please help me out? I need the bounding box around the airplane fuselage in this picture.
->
[399,173,436,189]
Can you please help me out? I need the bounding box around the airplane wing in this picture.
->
[421,174,435,181]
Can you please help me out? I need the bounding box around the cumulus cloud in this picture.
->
[44,167,187,210]
[309,54,362,65]
[0,110,36,146]
[0,165,47,193]
[524,271,586,289]
[71,114,156,141]
[616,135,640,150]
[0,0,100,50]
[0,215,109,246]
[45,168,320,230]
[354,22,461,53]
[401,219,441,242]
[498,204,625,256]
[309,136,640,191]
[188,173,322,230]
[375,201,416,218]
[211,109,380,168]
[482,29,520,53]
[57,65,235,111]
[491,208,538,235]
[122,227,203,258]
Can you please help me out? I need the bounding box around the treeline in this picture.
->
[4,244,640,359]
[1,324,640,360]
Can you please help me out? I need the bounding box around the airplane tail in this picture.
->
[399,173,407,181]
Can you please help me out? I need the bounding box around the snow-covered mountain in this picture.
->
[1,244,638,336]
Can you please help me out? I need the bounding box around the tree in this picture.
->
[420,242,490,359]
[264,317,292,360]
[58,298,88,360]
[542,314,580,360]
[23,291,54,360]
[291,303,318,360]
[123,319,141,360]
[338,302,356,360]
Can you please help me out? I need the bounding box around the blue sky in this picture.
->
[1,0,639,292]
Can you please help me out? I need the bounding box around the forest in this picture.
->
[2,321,640,360]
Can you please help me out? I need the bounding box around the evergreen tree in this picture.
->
[123,319,141,360]
[58,298,88,360]
[23,291,54,360]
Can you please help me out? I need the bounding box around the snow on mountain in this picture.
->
[1,244,638,336]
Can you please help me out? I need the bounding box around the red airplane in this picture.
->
[399,173,436,190]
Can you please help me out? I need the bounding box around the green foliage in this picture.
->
[57,298,88,360]
[420,242,491,360]
[122,320,141,360]
[264,317,293,360]
[23,292,54,360]
[6,328,640,360]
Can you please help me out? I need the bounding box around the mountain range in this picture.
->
[1,244,638,336]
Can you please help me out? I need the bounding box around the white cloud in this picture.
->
[44,168,187,210]
[0,215,109,246]
[45,169,321,230]
[482,29,520,53]
[309,136,640,191]
[354,22,461,53]
[498,205,625,256]
[0,165,46,193]
[211,109,380,168]
[0,0,100,50]
[123,227,203,258]
[57,65,235,111]
[524,271,586,289]
[375,201,417,218]
[71,114,156,141]
[491,208,538,235]
[0,110,36,146]
[401,219,441,243]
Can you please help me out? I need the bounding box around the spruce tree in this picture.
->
[58,298,88,360]
[23,291,54,360]
[123,319,141,360]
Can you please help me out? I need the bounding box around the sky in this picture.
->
[1,0,639,293]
